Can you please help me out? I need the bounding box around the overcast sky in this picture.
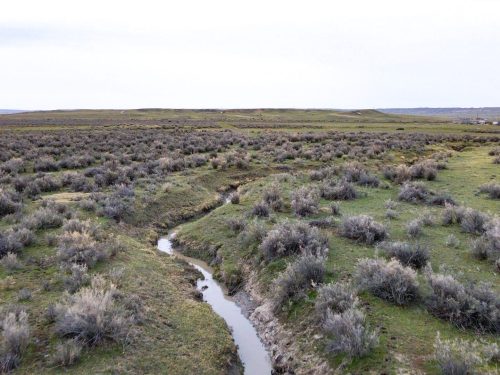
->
[1,0,499,110]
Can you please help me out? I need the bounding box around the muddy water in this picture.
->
[157,205,272,375]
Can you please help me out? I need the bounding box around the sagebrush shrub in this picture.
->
[425,271,500,333]
[398,182,429,203]
[51,340,82,367]
[57,231,106,267]
[0,253,21,271]
[262,184,284,210]
[0,191,20,218]
[355,258,419,305]
[428,193,456,206]
[479,182,500,199]
[445,234,460,248]
[34,157,60,172]
[470,218,500,263]
[54,276,133,346]
[272,255,325,313]
[237,220,267,249]
[323,308,378,358]
[315,282,358,323]
[385,208,398,220]
[251,201,270,218]
[22,207,65,230]
[321,181,358,201]
[378,241,429,269]
[330,202,341,216]
[340,215,387,245]
[0,311,30,372]
[260,221,328,261]
[226,218,246,233]
[63,264,90,293]
[460,208,489,234]
[229,192,240,204]
[406,219,423,238]
[291,187,319,217]
[434,332,498,375]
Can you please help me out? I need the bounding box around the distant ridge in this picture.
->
[379,107,500,120]
[0,109,26,114]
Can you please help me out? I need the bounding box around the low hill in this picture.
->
[379,107,500,120]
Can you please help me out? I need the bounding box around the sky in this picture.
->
[1,0,499,110]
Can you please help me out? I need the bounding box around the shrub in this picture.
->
[260,221,328,261]
[0,233,22,258]
[398,182,429,203]
[410,161,438,181]
[0,253,21,272]
[262,184,284,210]
[385,208,398,220]
[384,199,398,210]
[445,234,460,248]
[23,207,65,230]
[251,202,270,218]
[62,219,100,238]
[434,332,498,375]
[54,276,133,345]
[357,172,380,188]
[63,264,90,293]
[406,219,423,238]
[17,288,32,302]
[308,217,337,228]
[78,199,97,211]
[355,258,419,305]
[51,339,82,367]
[0,311,30,372]
[57,231,106,267]
[470,218,500,262]
[321,181,358,201]
[34,157,60,172]
[323,308,378,358]
[379,241,429,269]
[330,202,341,216]
[460,208,489,234]
[8,227,34,247]
[425,271,499,333]
[315,282,357,323]
[442,204,466,226]
[428,193,456,206]
[340,215,387,245]
[238,220,267,249]
[272,255,325,313]
[226,218,246,233]
[0,191,20,218]
[479,182,500,199]
[229,192,240,204]
[419,212,436,226]
[291,187,319,217]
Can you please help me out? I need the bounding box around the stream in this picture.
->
[157,194,272,375]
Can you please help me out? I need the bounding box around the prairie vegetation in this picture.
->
[0,109,498,374]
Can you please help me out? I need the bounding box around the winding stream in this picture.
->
[157,195,272,375]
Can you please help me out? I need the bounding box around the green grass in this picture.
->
[175,145,499,374]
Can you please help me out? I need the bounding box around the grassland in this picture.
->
[0,109,499,374]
